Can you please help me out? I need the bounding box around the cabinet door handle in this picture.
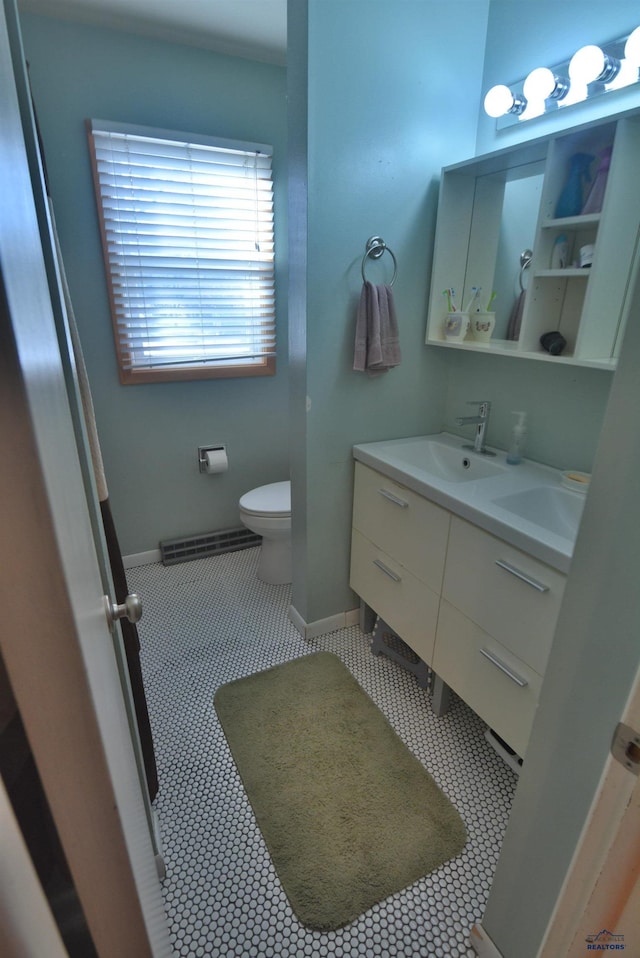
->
[373,558,401,582]
[495,559,549,593]
[378,488,409,508]
[479,647,528,687]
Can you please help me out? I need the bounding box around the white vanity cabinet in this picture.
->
[434,517,566,758]
[350,463,567,758]
[350,462,449,665]
[426,112,640,368]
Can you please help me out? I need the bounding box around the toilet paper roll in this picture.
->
[204,448,228,474]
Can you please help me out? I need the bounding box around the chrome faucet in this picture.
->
[455,400,495,456]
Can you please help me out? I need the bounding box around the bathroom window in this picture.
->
[88,120,275,384]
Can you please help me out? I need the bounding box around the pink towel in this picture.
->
[353,282,401,376]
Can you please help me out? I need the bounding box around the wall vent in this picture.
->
[159,526,261,566]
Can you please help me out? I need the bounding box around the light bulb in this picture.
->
[624,26,640,68]
[569,45,605,83]
[484,84,514,117]
[483,84,526,118]
[523,67,556,101]
[569,44,620,84]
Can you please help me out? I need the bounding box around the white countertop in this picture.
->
[353,433,585,573]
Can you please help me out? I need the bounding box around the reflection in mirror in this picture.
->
[463,160,544,343]
[493,168,543,339]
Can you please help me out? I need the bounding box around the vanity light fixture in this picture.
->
[484,27,640,126]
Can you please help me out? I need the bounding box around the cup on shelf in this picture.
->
[443,311,470,341]
[470,311,495,342]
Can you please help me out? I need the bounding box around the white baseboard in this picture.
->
[289,604,360,640]
[469,924,504,958]
[123,549,161,569]
[151,808,166,881]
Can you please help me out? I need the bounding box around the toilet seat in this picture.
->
[239,481,290,517]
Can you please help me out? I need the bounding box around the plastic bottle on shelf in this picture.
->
[554,152,594,219]
[551,234,569,269]
[506,411,527,465]
[581,145,612,215]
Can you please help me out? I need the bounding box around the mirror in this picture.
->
[462,160,544,339]
[492,167,544,338]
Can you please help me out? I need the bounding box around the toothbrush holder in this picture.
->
[444,311,470,341]
[470,311,495,343]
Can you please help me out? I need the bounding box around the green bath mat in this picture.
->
[214,652,467,930]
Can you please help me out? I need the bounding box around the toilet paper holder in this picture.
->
[198,444,227,473]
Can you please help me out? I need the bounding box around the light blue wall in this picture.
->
[289,0,491,625]
[19,13,289,556]
[443,351,612,472]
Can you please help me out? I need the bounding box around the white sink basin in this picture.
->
[353,433,587,571]
[372,436,508,483]
[492,485,586,539]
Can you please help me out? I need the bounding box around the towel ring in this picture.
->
[361,236,398,287]
[519,248,532,293]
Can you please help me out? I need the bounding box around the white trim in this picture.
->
[469,923,505,958]
[152,808,167,882]
[123,549,162,569]
[288,604,360,640]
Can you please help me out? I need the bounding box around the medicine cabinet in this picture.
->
[426,112,640,369]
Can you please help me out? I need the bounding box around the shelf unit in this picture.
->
[426,113,640,369]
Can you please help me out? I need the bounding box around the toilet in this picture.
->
[239,481,292,584]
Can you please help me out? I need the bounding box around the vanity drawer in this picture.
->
[433,600,542,758]
[350,528,439,665]
[352,462,450,592]
[442,517,566,675]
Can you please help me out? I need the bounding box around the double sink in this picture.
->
[352,433,587,572]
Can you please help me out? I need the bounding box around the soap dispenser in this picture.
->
[506,412,527,465]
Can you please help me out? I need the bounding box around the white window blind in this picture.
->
[88,120,275,383]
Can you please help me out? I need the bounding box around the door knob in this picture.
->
[104,592,143,627]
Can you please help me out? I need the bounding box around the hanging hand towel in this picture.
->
[353,282,401,376]
[506,289,525,341]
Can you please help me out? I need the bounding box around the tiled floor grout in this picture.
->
[131,548,517,957]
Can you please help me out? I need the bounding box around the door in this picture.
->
[539,669,640,957]
[0,1,171,954]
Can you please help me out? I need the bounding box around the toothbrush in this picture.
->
[487,290,497,310]
[464,286,482,313]
[442,288,456,312]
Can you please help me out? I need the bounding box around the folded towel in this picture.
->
[353,282,401,376]
[506,289,525,341]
